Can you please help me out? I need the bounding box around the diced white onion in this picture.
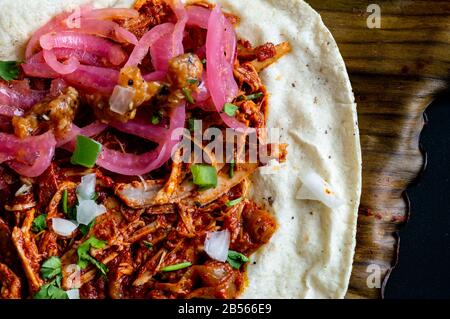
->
[296,170,344,209]
[15,184,32,196]
[66,289,80,299]
[76,173,96,200]
[259,159,282,175]
[204,230,230,262]
[76,199,106,225]
[52,218,78,237]
[109,85,135,115]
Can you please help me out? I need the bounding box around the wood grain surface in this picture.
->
[307,0,450,298]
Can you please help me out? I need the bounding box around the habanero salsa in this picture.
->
[0,0,289,299]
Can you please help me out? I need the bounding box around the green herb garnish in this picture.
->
[201,58,207,65]
[32,214,47,233]
[226,197,243,207]
[161,262,192,272]
[143,241,153,250]
[71,135,102,168]
[67,205,77,220]
[229,160,235,178]
[34,283,68,299]
[182,88,195,104]
[151,110,163,125]
[61,189,68,214]
[40,256,62,280]
[245,92,264,100]
[188,118,200,133]
[0,61,20,81]
[190,164,217,189]
[34,256,67,299]
[77,236,108,275]
[227,250,249,269]
[79,219,95,236]
[187,78,199,85]
[223,103,239,117]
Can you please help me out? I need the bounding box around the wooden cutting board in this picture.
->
[307,0,450,298]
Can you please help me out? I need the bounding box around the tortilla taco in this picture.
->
[0,0,361,299]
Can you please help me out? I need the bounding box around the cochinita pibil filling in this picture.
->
[0,0,290,299]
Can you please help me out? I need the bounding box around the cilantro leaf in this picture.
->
[34,283,68,299]
[31,214,47,233]
[77,236,108,275]
[182,87,195,104]
[40,256,62,280]
[226,197,243,207]
[227,250,249,269]
[143,240,153,250]
[0,61,20,81]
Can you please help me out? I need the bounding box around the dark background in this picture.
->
[384,95,450,299]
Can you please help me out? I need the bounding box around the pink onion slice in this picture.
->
[125,23,175,67]
[186,5,211,29]
[23,64,119,94]
[0,105,24,118]
[43,50,80,75]
[25,5,94,58]
[96,103,186,175]
[22,63,60,78]
[25,12,70,59]
[114,25,139,45]
[49,78,69,97]
[64,65,119,94]
[143,71,167,81]
[206,5,245,130]
[0,81,46,110]
[1,131,57,177]
[108,119,166,143]
[59,122,108,151]
[150,1,187,71]
[64,18,138,45]
[29,48,113,67]
[40,32,127,66]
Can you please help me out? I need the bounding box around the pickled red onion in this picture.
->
[1,131,57,177]
[22,64,119,94]
[108,119,166,143]
[49,78,69,97]
[22,63,60,78]
[206,5,245,130]
[0,105,24,118]
[0,81,46,110]
[43,50,80,74]
[186,6,210,29]
[63,65,119,94]
[59,122,108,151]
[150,1,188,71]
[125,23,174,67]
[29,48,113,67]
[40,32,127,66]
[143,71,167,81]
[96,103,186,175]
[25,12,70,59]
[64,18,138,45]
[25,5,94,58]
